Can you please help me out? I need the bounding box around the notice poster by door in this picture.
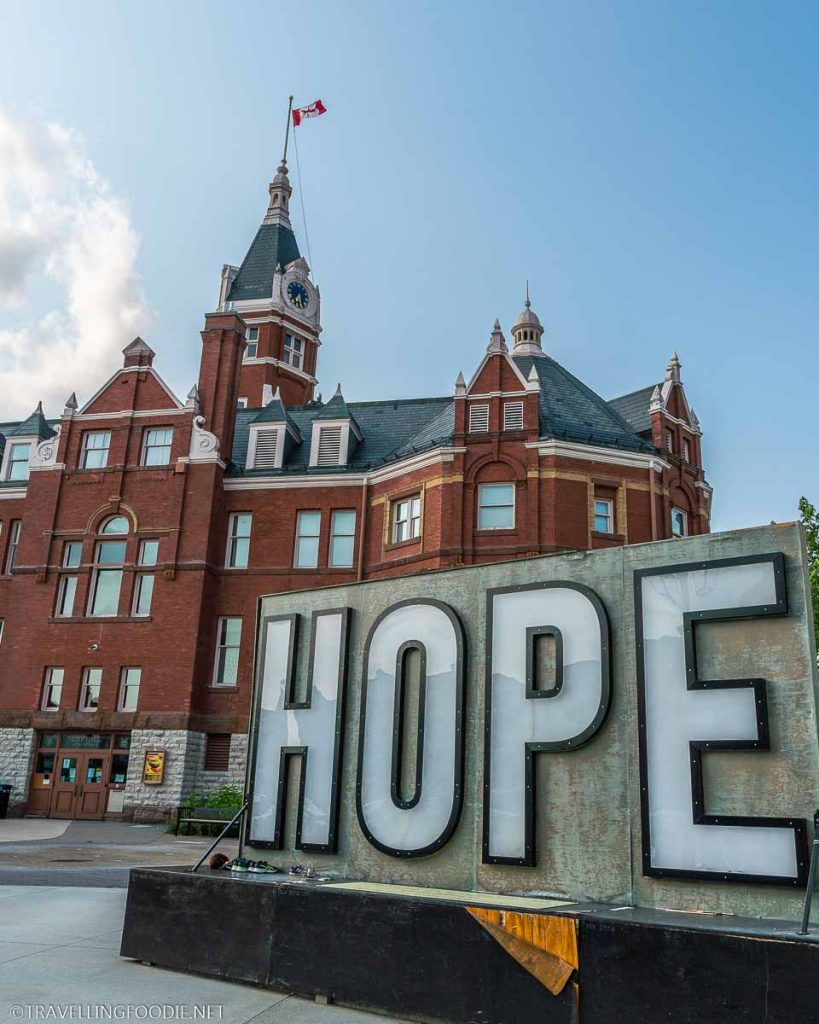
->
[142,750,165,785]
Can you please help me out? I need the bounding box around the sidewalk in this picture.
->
[0,819,237,887]
[0,886,398,1024]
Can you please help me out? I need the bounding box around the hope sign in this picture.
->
[247,548,810,889]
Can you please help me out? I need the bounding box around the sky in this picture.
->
[0,0,816,533]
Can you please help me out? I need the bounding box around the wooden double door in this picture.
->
[51,751,110,819]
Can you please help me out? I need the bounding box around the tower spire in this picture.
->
[511,285,545,356]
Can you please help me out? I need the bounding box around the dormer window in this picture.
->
[316,425,343,466]
[5,442,31,481]
[283,333,303,370]
[245,326,259,359]
[250,427,281,469]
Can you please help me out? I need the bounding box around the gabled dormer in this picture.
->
[309,385,363,468]
[245,387,302,470]
[0,402,56,482]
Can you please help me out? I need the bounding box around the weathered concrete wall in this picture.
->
[246,524,819,920]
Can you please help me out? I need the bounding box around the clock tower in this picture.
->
[217,158,321,408]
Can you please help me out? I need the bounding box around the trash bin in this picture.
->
[0,784,12,819]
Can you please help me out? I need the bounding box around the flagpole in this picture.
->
[282,95,294,163]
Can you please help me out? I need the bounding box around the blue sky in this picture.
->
[0,0,816,532]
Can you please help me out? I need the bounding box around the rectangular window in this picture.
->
[63,541,82,568]
[665,430,674,453]
[330,510,356,568]
[81,431,111,469]
[132,574,154,617]
[244,326,259,359]
[56,576,78,617]
[138,540,158,566]
[294,511,321,568]
[469,404,490,433]
[226,512,252,568]
[316,426,343,466]
[392,495,421,544]
[118,668,141,712]
[4,520,21,574]
[683,438,691,462]
[141,427,173,466]
[594,498,614,534]
[204,733,231,772]
[213,617,242,686]
[671,507,689,538]
[478,483,515,530]
[89,540,125,617]
[283,333,303,369]
[6,442,31,481]
[503,401,524,431]
[42,668,64,711]
[252,428,279,469]
[79,667,102,711]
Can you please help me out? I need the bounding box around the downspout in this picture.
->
[649,464,657,541]
[357,477,369,580]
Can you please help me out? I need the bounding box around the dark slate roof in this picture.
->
[229,397,453,476]
[512,356,654,453]
[226,223,301,302]
[9,404,56,440]
[607,385,658,435]
[251,393,302,439]
[314,387,363,436]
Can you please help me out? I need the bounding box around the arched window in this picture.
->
[89,517,129,616]
[100,515,129,535]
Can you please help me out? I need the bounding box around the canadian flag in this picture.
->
[292,100,327,127]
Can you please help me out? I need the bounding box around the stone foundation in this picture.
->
[0,727,35,816]
[123,730,247,822]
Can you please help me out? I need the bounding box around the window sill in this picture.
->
[385,537,421,552]
[48,615,154,624]
[591,531,624,541]
[476,527,517,535]
[207,685,239,692]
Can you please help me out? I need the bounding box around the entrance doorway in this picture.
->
[27,732,131,819]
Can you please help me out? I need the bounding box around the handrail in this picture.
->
[190,800,249,873]
[799,809,819,934]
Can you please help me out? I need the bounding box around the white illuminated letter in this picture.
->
[249,609,348,850]
[636,554,806,884]
[358,599,464,857]
[484,583,610,864]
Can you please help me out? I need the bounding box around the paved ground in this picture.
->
[0,886,398,1024]
[0,819,238,886]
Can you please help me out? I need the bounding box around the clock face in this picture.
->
[286,280,310,310]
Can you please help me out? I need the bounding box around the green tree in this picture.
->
[799,497,819,639]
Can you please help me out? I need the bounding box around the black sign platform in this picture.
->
[121,868,819,1024]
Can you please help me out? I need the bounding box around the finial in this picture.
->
[487,319,508,354]
[185,385,200,411]
[63,392,78,414]
[649,385,663,411]
[525,280,530,309]
[334,383,343,397]
[665,350,682,383]
[35,401,43,414]
[526,364,540,392]
[273,386,282,401]
[455,372,466,398]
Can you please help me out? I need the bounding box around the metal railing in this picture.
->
[190,800,248,873]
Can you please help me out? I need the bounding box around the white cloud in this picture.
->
[0,109,153,420]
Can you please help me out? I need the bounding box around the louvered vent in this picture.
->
[469,404,490,433]
[253,429,279,468]
[317,426,344,466]
[503,401,524,431]
[204,733,231,772]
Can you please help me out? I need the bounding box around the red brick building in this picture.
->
[0,160,711,820]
